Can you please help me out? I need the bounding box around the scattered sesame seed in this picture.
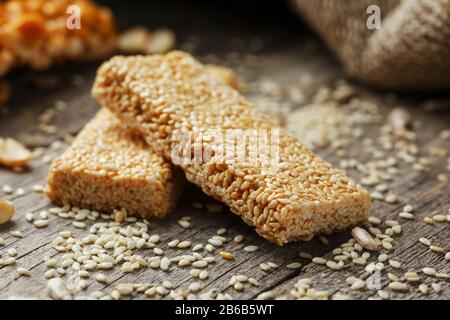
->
[419,237,431,246]
[10,230,23,238]
[399,212,414,220]
[243,245,258,252]
[312,257,327,265]
[219,251,235,260]
[17,267,31,277]
[350,280,366,290]
[287,262,302,269]
[419,284,429,295]
[429,245,445,254]
[351,227,379,251]
[431,283,441,293]
[388,282,408,291]
[34,219,48,228]
[423,267,436,276]
[178,220,191,229]
[378,290,389,300]
[389,260,401,269]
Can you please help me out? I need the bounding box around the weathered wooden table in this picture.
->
[0,1,449,299]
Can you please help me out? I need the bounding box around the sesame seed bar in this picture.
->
[92,51,371,245]
[0,0,116,77]
[45,108,182,219]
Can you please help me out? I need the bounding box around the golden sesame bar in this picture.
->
[92,51,371,245]
[0,0,116,77]
[45,109,182,219]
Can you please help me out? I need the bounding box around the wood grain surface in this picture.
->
[0,0,448,300]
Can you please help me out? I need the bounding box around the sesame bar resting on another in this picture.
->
[45,109,182,219]
[0,0,117,77]
[92,51,371,245]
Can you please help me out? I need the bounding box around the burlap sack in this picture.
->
[291,0,450,91]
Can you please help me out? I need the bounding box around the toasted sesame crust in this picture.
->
[45,109,182,219]
[92,51,371,245]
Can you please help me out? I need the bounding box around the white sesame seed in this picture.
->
[256,290,274,300]
[387,272,400,282]
[78,270,90,278]
[382,241,393,250]
[422,267,436,276]
[208,238,223,247]
[403,205,413,213]
[234,235,244,243]
[95,274,107,283]
[72,221,86,229]
[419,284,429,295]
[190,269,201,278]
[163,280,173,289]
[299,251,313,259]
[34,220,48,228]
[44,269,57,279]
[192,260,207,268]
[32,184,44,192]
[116,284,133,296]
[10,230,23,238]
[216,228,226,235]
[39,210,49,220]
[368,216,381,225]
[432,214,447,222]
[178,220,191,228]
[160,257,170,271]
[312,257,327,265]
[287,262,302,269]
[47,278,72,300]
[3,185,13,194]
[233,282,244,291]
[199,270,209,280]
[148,234,160,243]
[177,240,191,249]
[399,212,414,219]
[243,245,258,252]
[249,278,259,287]
[378,290,389,300]
[7,247,17,257]
[350,280,366,290]
[351,227,378,251]
[17,267,31,276]
[188,282,202,293]
[168,239,179,248]
[25,213,34,222]
[45,258,57,268]
[419,237,431,246]
[352,258,367,265]
[389,260,401,269]
[435,272,449,279]
[326,260,342,270]
[97,262,113,270]
[388,282,408,291]
[431,283,441,293]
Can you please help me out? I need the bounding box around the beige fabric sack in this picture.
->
[291,0,450,91]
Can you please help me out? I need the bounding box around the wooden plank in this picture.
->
[1,1,449,300]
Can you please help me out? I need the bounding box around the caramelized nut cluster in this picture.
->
[0,0,117,76]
